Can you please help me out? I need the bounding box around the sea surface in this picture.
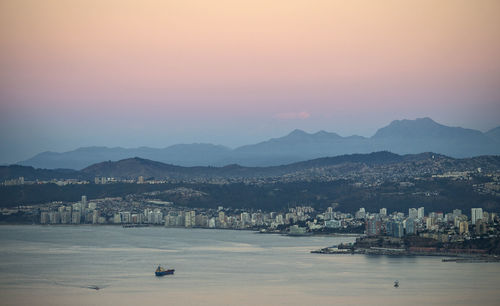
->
[0,225,499,306]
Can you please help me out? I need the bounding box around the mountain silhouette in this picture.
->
[17,118,500,169]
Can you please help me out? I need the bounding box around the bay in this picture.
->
[0,225,499,305]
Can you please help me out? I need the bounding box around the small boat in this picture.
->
[155,265,175,276]
[394,280,399,288]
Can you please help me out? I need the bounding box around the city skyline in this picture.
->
[1,0,500,163]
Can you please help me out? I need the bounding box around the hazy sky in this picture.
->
[1,0,500,163]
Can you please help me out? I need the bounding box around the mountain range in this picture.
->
[17,118,500,170]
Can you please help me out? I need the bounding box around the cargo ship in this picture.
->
[155,265,175,276]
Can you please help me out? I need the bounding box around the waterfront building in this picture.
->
[84,211,93,223]
[61,211,71,224]
[454,214,467,228]
[164,215,174,227]
[426,217,434,230]
[285,212,297,224]
[405,218,416,235]
[471,208,483,225]
[197,215,208,227]
[218,211,225,223]
[459,221,469,234]
[184,211,195,227]
[121,212,131,223]
[483,212,489,223]
[366,217,381,236]
[92,210,99,224]
[72,203,81,212]
[184,213,192,227]
[379,208,387,216]
[386,221,404,238]
[241,212,250,227]
[251,213,263,226]
[355,208,366,219]
[40,212,49,224]
[275,214,284,225]
[71,211,81,224]
[408,208,418,219]
[152,210,163,224]
[49,211,60,224]
[394,221,404,238]
[475,220,487,235]
[325,219,341,229]
[418,207,425,219]
[176,214,185,226]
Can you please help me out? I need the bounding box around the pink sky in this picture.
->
[1,0,500,162]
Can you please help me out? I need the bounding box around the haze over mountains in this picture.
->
[17,118,500,170]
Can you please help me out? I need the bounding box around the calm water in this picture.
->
[0,225,499,305]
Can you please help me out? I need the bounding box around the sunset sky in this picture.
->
[1,0,499,163]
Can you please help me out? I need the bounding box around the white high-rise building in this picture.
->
[418,207,425,219]
[71,211,81,224]
[355,208,366,219]
[218,211,226,225]
[80,195,87,216]
[471,208,483,225]
[408,208,418,219]
[426,217,434,230]
[185,211,195,227]
[240,212,251,227]
[379,208,387,216]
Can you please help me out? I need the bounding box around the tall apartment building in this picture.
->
[471,208,483,225]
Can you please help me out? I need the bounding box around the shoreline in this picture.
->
[311,247,500,262]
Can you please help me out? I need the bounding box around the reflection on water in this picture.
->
[0,225,499,306]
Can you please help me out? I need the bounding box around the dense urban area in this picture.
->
[1,152,500,256]
[1,180,500,255]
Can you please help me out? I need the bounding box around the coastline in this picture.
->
[311,246,500,262]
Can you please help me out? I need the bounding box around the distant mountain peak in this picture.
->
[373,117,463,138]
[283,129,341,139]
[387,117,439,127]
[287,129,309,136]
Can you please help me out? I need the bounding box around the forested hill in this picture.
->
[2,151,500,181]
